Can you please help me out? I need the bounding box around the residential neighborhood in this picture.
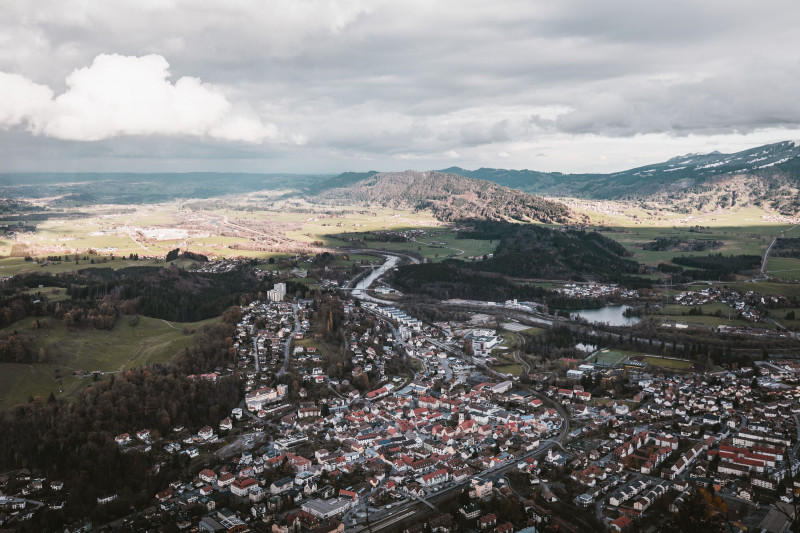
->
[2,259,799,533]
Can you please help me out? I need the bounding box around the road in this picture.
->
[425,339,455,381]
[252,336,260,373]
[760,237,777,278]
[216,430,264,459]
[276,304,300,378]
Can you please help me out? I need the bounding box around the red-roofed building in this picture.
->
[218,472,235,486]
[420,468,449,486]
[339,489,358,502]
[231,477,258,497]
[610,516,632,532]
[478,513,497,530]
[199,469,217,483]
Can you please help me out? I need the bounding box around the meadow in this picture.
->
[0,315,215,408]
[599,224,785,267]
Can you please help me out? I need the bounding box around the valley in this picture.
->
[1,144,800,532]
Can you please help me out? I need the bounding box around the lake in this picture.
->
[570,305,641,326]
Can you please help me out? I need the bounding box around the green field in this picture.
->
[660,314,759,328]
[649,302,760,328]
[493,364,524,376]
[22,286,71,302]
[0,315,216,408]
[490,335,525,375]
[600,225,786,267]
[584,348,694,370]
[766,257,800,282]
[585,349,629,366]
[0,256,185,277]
[321,228,497,263]
[725,281,800,299]
[640,355,694,370]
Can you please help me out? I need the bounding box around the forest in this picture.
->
[458,220,640,280]
[664,254,764,281]
[0,307,243,530]
[772,237,800,258]
[391,220,646,302]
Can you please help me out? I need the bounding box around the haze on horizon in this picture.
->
[1,0,800,176]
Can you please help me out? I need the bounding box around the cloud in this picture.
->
[0,73,53,127]
[2,0,800,172]
[0,54,277,143]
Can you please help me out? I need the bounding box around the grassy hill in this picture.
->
[312,170,579,224]
[0,314,215,408]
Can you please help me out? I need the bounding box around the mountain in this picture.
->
[311,170,579,223]
[441,141,800,214]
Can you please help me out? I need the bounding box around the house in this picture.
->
[419,468,449,486]
[218,472,235,486]
[610,516,632,532]
[478,513,497,530]
[470,479,493,499]
[199,469,218,484]
[271,477,294,494]
[460,503,481,520]
[231,477,259,497]
[220,417,233,431]
[338,489,358,502]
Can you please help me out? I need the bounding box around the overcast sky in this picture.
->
[2,0,800,174]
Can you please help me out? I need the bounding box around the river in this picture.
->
[351,254,399,304]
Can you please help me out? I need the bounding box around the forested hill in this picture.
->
[390,221,643,301]
[461,220,639,280]
[311,170,579,224]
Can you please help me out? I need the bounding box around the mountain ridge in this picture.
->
[437,140,800,203]
[311,170,580,224]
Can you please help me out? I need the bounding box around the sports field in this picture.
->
[584,349,628,366]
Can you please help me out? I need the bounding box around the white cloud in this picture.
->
[1,54,277,143]
[0,73,53,127]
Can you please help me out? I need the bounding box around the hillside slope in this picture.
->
[442,141,800,214]
[312,170,579,223]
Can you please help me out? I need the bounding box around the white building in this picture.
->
[267,283,287,302]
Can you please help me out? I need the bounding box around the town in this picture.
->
[1,251,795,533]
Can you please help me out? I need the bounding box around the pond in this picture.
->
[569,305,641,326]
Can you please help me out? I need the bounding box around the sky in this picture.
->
[1,0,800,175]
